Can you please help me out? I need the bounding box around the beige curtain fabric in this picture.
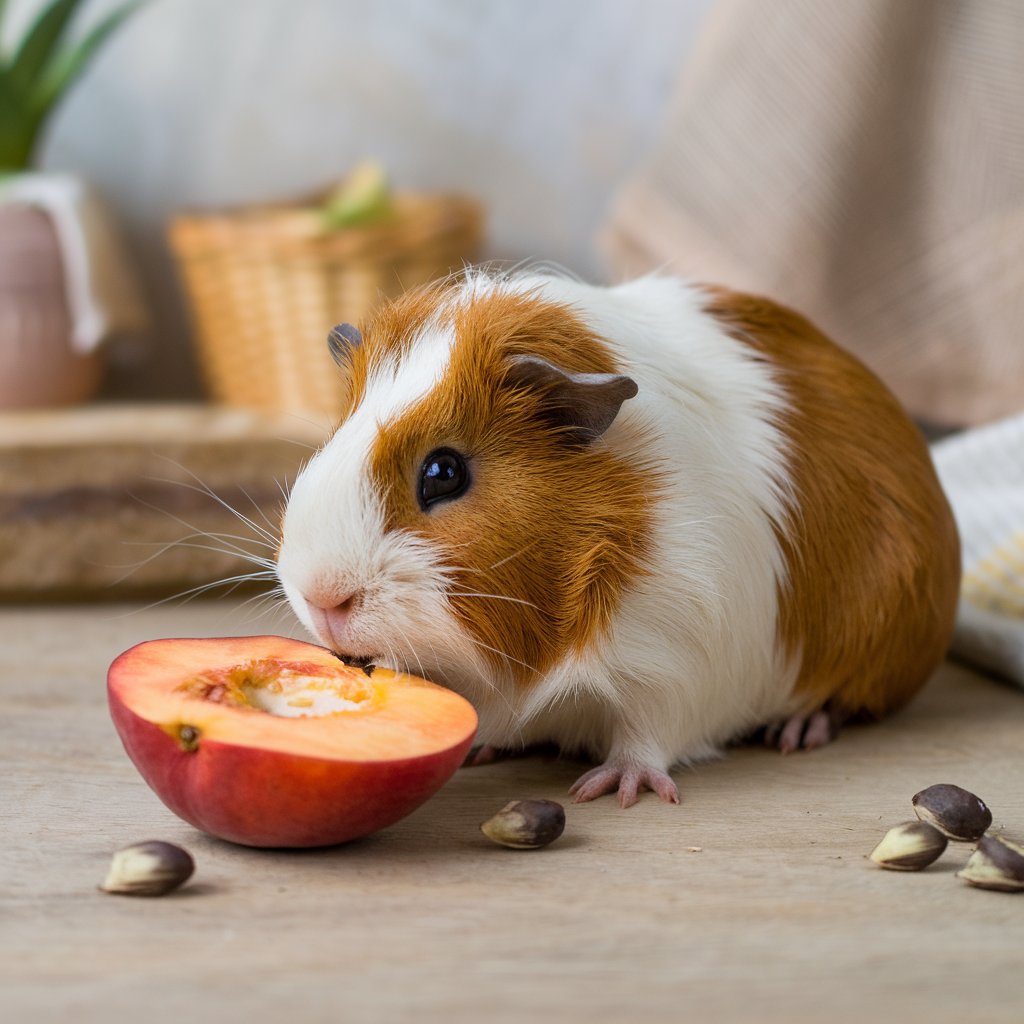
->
[602,0,1024,428]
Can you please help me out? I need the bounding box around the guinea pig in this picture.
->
[275,269,961,807]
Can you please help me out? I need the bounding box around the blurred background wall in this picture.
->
[2,0,714,400]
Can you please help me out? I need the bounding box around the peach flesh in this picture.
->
[108,636,478,848]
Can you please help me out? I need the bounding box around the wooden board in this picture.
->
[1,597,1023,1024]
[0,404,327,600]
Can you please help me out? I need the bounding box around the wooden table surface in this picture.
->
[2,599,1022,1024]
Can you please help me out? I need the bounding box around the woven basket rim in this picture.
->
[172,189,477,222]
[169,191,481,259]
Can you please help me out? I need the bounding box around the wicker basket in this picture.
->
[169,192,483,418]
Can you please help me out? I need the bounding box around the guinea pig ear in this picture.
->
[328,323,362,368]
[504,355,638,442]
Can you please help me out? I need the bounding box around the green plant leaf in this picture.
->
[29,0,144,118]
[0,66,34,170]
[9,0,82,95]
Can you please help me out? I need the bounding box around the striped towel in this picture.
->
[932,414,1024,688]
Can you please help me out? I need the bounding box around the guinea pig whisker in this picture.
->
[127,483,279,556]
[151,471,280,549]
[235,585,289,626]
[396,623,462,694]
[237,482,285,540]
[376,640,393,673]
[148,456,283,547]
[236,578,285,602]
[436,539,475,553]
[434,542,541,584]
[110,484,282,609]
[381,636,405,677]
[447,589,544,614]
[113,569,280,618]
[463,635,541,679]
[106,533,277,590]
[480,541,542,574]
[236,590,282,618]
[390,621,430,682]
[113,467,285,601]
[271,409,332,442]
[200,531,277,554]
[488,547,539,573]
[437,637,518,717]
[163,537,277,566]
[159,537,275,570]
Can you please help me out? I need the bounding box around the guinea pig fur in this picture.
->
[276,271,961,807]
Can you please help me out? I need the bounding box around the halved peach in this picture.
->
[108,636,477,848]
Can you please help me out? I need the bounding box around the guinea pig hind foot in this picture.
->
[763,707,838,754]
[568,760,680,808]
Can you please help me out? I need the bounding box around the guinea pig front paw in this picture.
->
[568,760,680,808]
[463,741,562,768]
[763,708,839,754]
[463,744,504,767]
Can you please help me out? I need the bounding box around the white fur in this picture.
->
[277,315,497,690]
[505,274,799,761]
[277,271,802,777]
[280,314,453,614]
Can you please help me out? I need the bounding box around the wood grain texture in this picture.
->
[0,404,325,599]
[1,598,1022,1024]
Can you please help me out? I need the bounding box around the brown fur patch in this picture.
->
[333,288,444,422]
[705,288,961,719]
[354,284,656,684]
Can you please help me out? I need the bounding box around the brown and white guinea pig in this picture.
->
[275,269,961,807]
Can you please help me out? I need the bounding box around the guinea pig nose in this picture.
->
[304,592,362,645]
[305,589,359,613]
[331,592,358,617]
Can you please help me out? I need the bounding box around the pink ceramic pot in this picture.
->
[0,202,104,408]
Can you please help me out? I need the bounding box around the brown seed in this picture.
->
[957,835,1024,892]
[912,783,992,840]
[481,799,566,849]
[99,840,195,896]
[869,821,948,871]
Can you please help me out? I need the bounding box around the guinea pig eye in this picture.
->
[419,448,471,510]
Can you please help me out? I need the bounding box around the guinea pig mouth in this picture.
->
[330,651,380,676]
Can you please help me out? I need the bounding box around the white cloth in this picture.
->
[932,414,1024,687]
[0,173,147,354]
